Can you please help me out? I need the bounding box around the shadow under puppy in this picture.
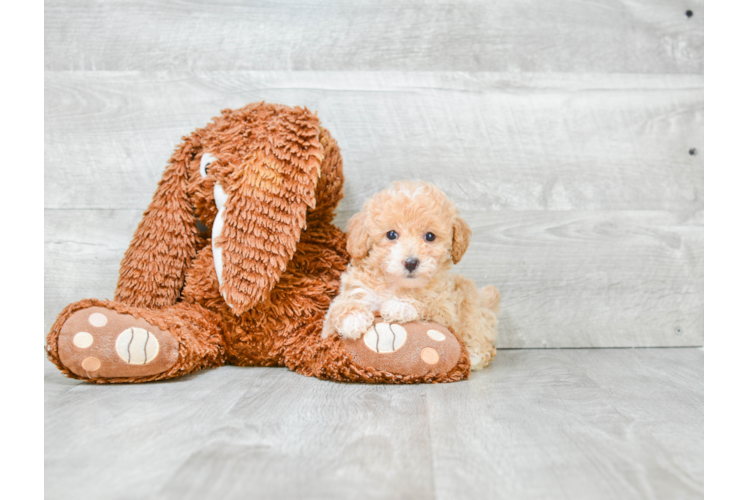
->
[323,181,501,369]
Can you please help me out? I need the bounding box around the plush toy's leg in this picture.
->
[340,319,471,383]
[292,315,472,384]
[46,298,226,383]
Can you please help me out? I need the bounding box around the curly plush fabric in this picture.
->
[46,102,471,384]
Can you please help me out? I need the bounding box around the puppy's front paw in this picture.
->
[336,310,375,340]
[380,299,419,323]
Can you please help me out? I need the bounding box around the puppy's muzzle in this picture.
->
[404,257,419,273]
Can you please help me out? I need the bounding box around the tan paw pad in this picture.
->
[73,332,94,348]
[88,312,108,327]
[426,329,446,342]
[420,347,440,364]
[81,356,101,372]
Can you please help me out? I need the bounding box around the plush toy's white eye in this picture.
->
[199,153,217,179]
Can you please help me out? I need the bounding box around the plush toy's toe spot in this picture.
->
[81,356,101,372]
[88,313,108,327]
[115,327,160,365]
[426,329,446,342]
[73,332,94,348]
[420,347,440,364]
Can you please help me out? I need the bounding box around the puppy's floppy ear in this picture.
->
[346,207,370,262]
[451,214,472,264]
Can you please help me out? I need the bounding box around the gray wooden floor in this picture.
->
[45,348,703,500]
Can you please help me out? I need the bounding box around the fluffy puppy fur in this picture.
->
[322,181,501,370]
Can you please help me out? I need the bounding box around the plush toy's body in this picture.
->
[47,103,472,384]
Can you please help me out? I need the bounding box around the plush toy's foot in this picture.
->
[55,306,179,380]
[338,318,470,382]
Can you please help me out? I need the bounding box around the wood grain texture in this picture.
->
[44,208,703,348]
[45,71,704,212]
[44,71,704,347]
[44,348,703,500]
[455,209,703,348]
[426,348,703,500]
[44,210,140,334]
[44,0,703,73]
[44,3,703,349]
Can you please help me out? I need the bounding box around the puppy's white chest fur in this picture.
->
[347,284,419,322]
[380,298,419,323]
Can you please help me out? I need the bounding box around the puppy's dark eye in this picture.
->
[386,230,398,240]
[425,232,436,242]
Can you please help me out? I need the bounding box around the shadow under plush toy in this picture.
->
[46,102,473,384]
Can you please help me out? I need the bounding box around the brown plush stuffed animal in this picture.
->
[46,102,471,384]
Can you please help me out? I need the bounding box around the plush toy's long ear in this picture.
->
[114,140,198,308]
[214,106,323,315]
[306,126,344,223]
[346,207,370,263]
[451,215,472,264]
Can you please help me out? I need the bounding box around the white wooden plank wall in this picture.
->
[44,1,704,348]
[45,0,703,73]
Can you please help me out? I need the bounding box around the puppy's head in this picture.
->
[347,181,471,289]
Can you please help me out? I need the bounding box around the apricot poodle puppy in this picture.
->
[322,181,501,370]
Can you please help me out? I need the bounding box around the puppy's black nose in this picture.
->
[404,257,419,272]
